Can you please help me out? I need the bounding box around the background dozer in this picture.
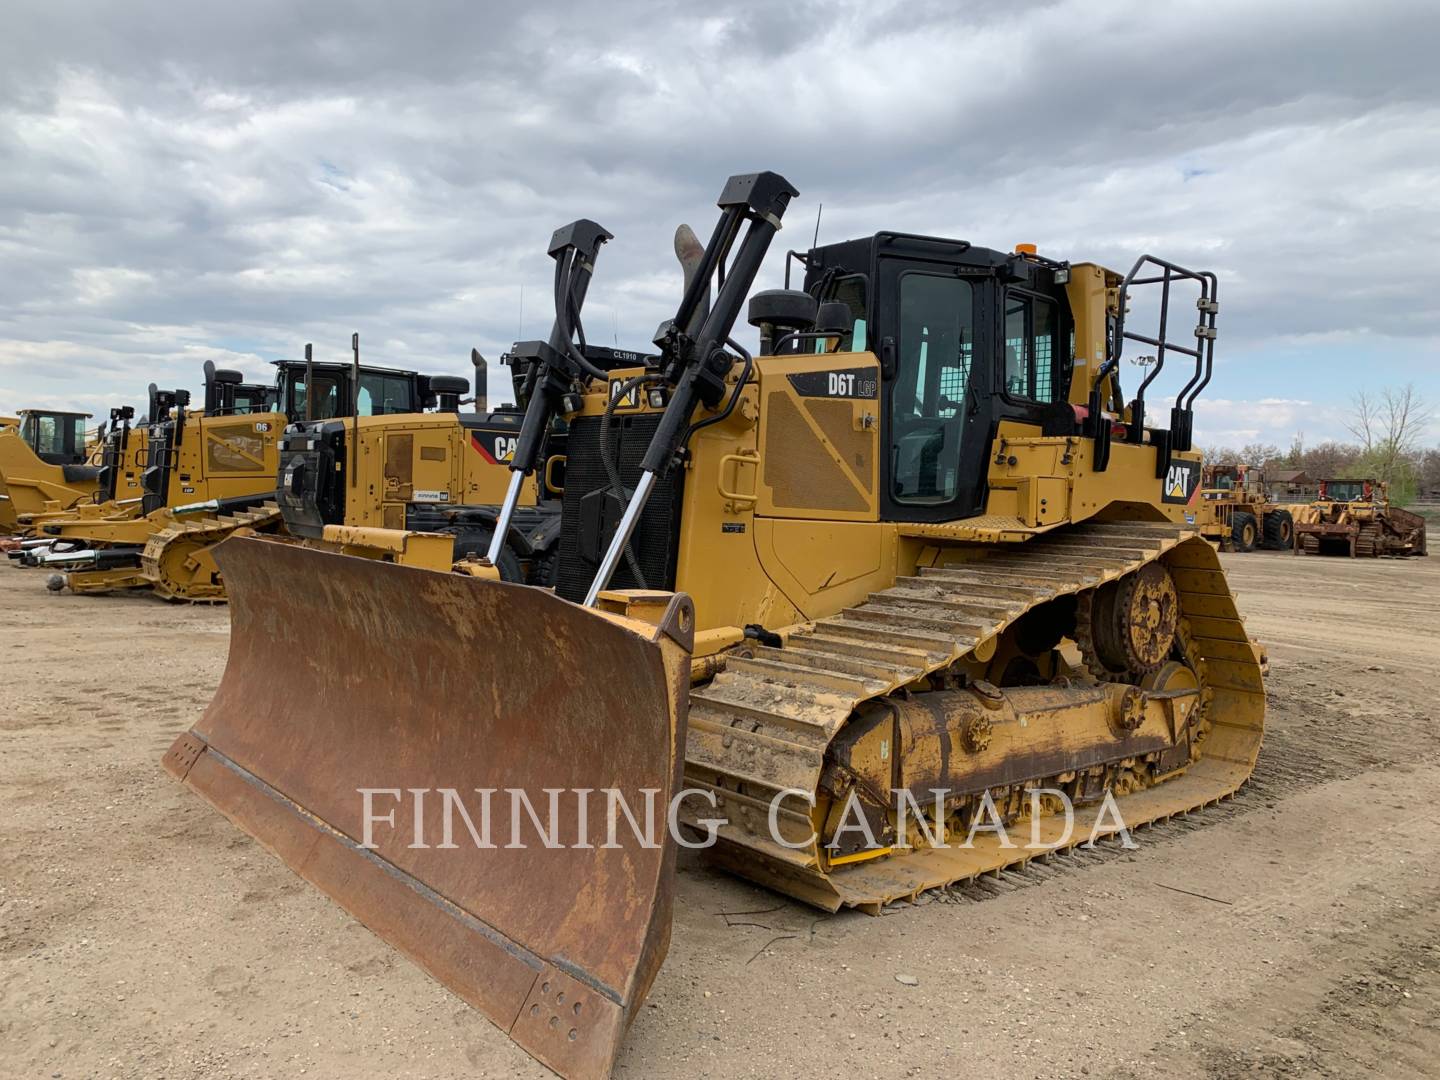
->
[6,363,274,541]
[1194,463,1293,551]
[1294,477,1427,557]
[0,409,101,530]
[167,172,1264,1079]
[19,353,479,597]
[13,365,289,597]
[10,406,153,538]
[7,361,271,543]
[274,222,649,582]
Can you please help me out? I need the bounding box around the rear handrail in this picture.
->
[1107,254,1218,452]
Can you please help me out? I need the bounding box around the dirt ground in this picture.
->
[2,549,1438,1079]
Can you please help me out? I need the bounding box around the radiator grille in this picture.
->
[554,414,684,603]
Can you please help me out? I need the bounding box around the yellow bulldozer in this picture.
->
[9,406,154,538]
[11,368,285,597]
[5,365,278,543]
[166,172,1265,1078]
[14,355,474,597]
[272,222,651,581]
[0,408,102,531]
[1293,477,1427,557]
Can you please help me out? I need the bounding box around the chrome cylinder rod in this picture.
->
[171,499,220,515]
[484,469,528,565]
[39,548,98,566]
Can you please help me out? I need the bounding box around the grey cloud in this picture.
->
[0,0,1438,444]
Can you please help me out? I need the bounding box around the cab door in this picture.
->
[876,258,996,523]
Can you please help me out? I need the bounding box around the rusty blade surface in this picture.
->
[163,535,691,1079]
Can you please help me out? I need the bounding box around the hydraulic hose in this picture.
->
[552,250,608,382]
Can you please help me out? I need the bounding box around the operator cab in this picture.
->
[18,409,92,467]
[274,356,481,538]
[772,234,1077,522]
[774,232,1214,524]
[201,361,279,416]
[274,359,433,420]
[1319,479,1373,503]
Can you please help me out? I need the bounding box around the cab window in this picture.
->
[817,273,868,353]
[291,374,343,419]
[230,389,270,415]
[22,414,84,461]
[890,273,976,504]
[1003,292,1058,402]
[358,373,415,415]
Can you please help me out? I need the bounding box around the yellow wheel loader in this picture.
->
[1294,477,1427,557]
[1193,463,1293,551]
[0,409,101,531]
[167,172,1264,1079]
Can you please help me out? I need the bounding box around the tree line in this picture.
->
[1203,385,1437,505]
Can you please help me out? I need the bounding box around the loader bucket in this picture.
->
[163,535,693,1079]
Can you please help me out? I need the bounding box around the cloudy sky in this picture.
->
[2,0,1437,449]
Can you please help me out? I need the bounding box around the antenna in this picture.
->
[350,332,360,487]
[518,284,525,340]
[813,202,823,248]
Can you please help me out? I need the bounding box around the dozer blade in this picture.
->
[163,535,693,1079]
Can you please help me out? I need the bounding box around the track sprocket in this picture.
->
[1076,562,1180,682]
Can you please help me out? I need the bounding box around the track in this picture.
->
[140,502,284,601]
[682,520,1266,911]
